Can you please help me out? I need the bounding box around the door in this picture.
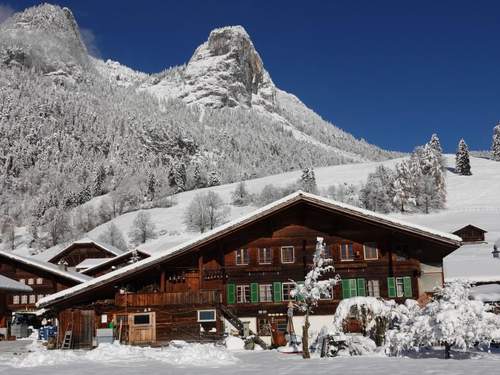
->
[128,312,156,345]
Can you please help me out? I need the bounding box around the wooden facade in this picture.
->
[48,240,123,268]
[40,193,461,348]
[452,225,487,243]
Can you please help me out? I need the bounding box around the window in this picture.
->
[342,278,366,298]
[340,243,354,261]
[133,314,150,325]
[396,277,405,297]
[13,295,19,304]
[282,282,295,301]
[36,278,43,285]
[259,284,273,302]
[280,246,295,263]
[235,249,249,265]
[19,279,25,284]
[363,243,378,260]
[37,294,44,301]
[29,295,36,304]
[367,280,380,297]
[21,295,28,304]
[258,248,272,264]
[197,309,216,322]
[27,278,34,285]
[236,285,250,303]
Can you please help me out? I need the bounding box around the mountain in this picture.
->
[0,4,399,251]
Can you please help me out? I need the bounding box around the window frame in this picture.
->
[36,277,43,285]
[197,309,217,322]
[259,284,273,302]
[28,294,36,304]
[12,295,20,304]
[235,248,249,266]
[282,282,295,301]
[340,242,354,261]
[20,295,28,304]
[367,279,380,297]
[27,278,34,285]
[236,284,250,304]
[132,313,151,326]
[258,247,273,264]
[395,277,405,297]
[280,246,295,264]
[363,242,379,260]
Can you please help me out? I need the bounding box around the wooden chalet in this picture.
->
[82,250,150,277]
[452,225,487,243]
[0,250,90,326]
[37,191,462,349]
[47,239,125,268]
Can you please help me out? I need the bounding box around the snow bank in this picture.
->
[5,341,238,368]
[224,336,245,351]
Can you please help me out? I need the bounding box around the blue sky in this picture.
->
[3,0,500,152]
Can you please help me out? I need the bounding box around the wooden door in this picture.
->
[128,312,156,345]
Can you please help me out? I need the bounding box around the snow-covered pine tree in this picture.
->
[492,122,500,161]
[360,165,394,213]
[291,237,340,358]
[207,170,220,187]
[92,165,106,197]
[169,161,187,192]
[392,161,414,212]
[146,171,157,201]
[231,181,250,206]
[298,167,317,193]
[455,139,472,175]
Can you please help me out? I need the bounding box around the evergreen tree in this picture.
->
[299,167,317,193]
[193,163,206,188]
[169,161,187,193]
[455,139,472,175]
[429,133,443,154]
[231,181,251,206]
[492,122,500,161]
[146,171,157,201]
[360,165,394,213]
[392,161,414,212]
[92,165,106,197]
[207,170,220,187]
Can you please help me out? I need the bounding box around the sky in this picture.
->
[3,0,500,153]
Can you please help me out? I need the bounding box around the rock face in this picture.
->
[0,4,89,74]
[177,26,276,111]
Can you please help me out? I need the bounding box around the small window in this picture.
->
[12,295,19,304]
[367,280,380,297]
[27,278,34,285]
[258,248,272,264]
[363,243,378,260]
[280,246,295,264]
[37,294,44,301]
[259,284,273,302]
[236,285,250,303]
[21,295,28,304]
[29,295,36,304]
[396,277,405,297]
[19,279,25,284]
[133,314,150,325]
[197,309,216,322]
[235,249,249,265]
[340,243,354,261]
[282,282,295,301]
[36,278,43,285]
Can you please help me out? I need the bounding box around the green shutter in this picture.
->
[387,277,396,298]
[357,278,366,297]
[341,279,350,298]
[403,276,413,298]
[227,283,236,304]
[273,282,282,302]
[350,279,358,297]
[250,283,259,303]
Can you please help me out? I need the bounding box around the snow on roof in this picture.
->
[444,241,500,283]
[38,191,462,308]
[0,274,33,292]
[0,250,92,284]
[75,258,110,270]
[41,238,125,264]
[81,250,149,274]
[470,284,500,302]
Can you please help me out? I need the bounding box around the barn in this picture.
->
[37,191,462,348]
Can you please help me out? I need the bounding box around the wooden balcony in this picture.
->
[115,290,221,307]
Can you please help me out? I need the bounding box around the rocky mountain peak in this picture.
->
[179,25,276,110]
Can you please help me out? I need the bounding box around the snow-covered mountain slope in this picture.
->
[23,155,499,261]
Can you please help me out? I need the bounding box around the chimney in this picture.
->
[492,245,499,259]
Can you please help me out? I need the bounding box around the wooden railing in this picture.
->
[115,290,221,307]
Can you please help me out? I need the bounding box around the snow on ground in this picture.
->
[1,340,500,375]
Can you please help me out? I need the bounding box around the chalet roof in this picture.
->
[38,191,462,309]
[0,250,92,284]
[452,224,488,234]
[75,258,110,270]
[81,249,149,275]
[43,238,125,264]
[0,274,33,292]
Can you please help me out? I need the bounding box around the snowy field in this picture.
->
[1,340,500,375]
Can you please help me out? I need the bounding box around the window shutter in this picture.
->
[357,278,366,297]
[387,277,396,298]
[341,279,351,298]
[250,283,259,303]
[227,283,235,304]
[273,282,282,302]
[403,276,413,298]
[350,279,358,297]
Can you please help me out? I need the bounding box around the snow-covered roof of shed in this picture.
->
[0,250,92,284]
[75,258,110,269]
[38,191,462,308]
[81,249,149,274]
[0,274,33,292]
[34,238,124,262]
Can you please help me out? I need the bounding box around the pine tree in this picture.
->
[455,139,472,176]
[147,171,157,201]
[207,170,220,187]
[392,161,415,212]
[492,122,500,161]
[193,163,206,188]
[429,133,443,154]
[299,167,317,193]
[92,165,106,197]
[231,181,250,206]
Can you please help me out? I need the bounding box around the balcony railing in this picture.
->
[115,290,221,307]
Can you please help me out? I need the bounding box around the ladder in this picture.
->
[60,324,73,350]
[218,304,268,349]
